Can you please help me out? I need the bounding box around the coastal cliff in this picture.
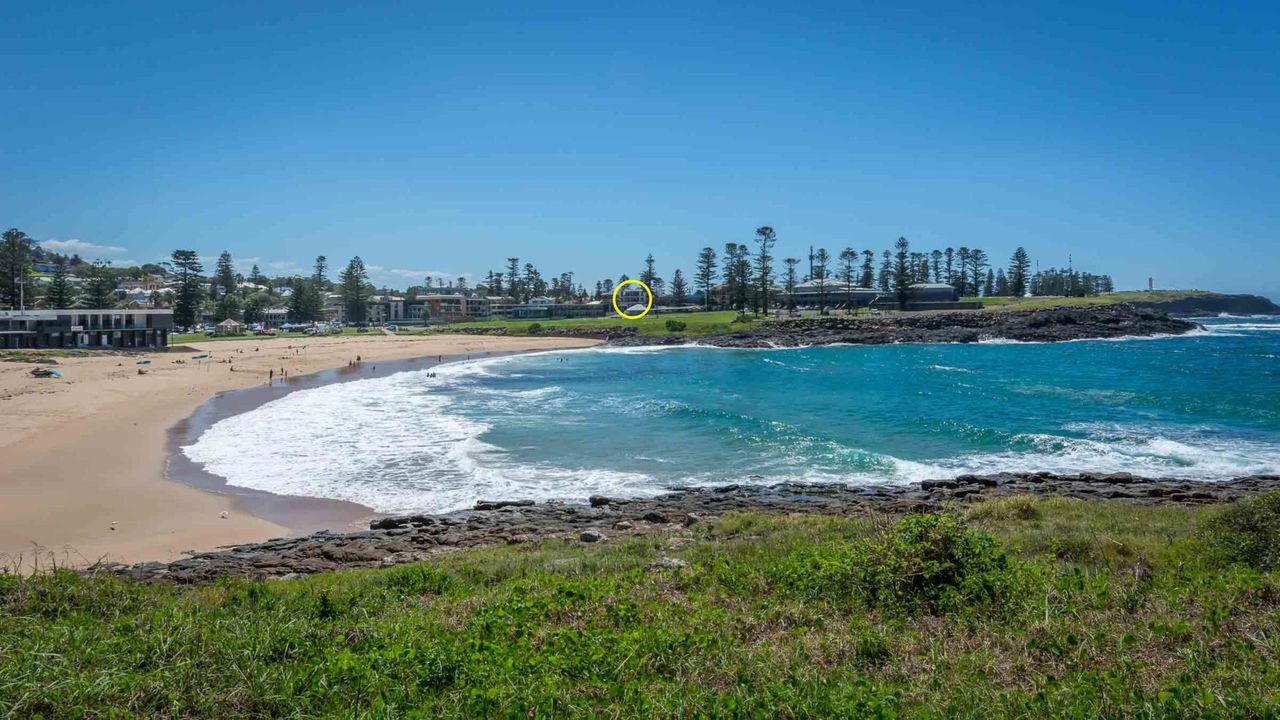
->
[613,303,1198,348]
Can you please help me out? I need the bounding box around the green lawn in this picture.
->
[3,494,1279,718]
[440,310,747,337]
[169,327,368,344]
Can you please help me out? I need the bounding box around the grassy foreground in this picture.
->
[3,494,1279,719]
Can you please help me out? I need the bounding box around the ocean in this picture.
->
[183,315,1280,514]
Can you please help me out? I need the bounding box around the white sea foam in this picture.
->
[183,358,662,514]
[879,424,1280,483]
[1211,323,1280,331]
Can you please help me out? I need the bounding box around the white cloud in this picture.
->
[40,238,127,255]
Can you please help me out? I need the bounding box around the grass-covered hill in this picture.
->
[3,493,1279,718]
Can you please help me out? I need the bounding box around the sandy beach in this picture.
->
[0,333,600,570]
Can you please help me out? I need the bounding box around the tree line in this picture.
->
[1,226,1116,321]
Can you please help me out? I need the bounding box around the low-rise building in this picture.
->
[423,295,493,323]
[615,285,650,309]
[0,309,174,349]
[324,294,407,324]
[792,282,884,308]
[367,296,405,324]
[511,301,607,320]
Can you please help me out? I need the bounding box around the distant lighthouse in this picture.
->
[1148,277,1154,292]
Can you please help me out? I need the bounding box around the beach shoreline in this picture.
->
[164,349,540,536]
[0,334,601,571]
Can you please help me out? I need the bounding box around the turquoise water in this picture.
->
[186,316,1280,514]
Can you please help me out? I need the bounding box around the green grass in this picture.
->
[442,310,747,337]
[0,348,106,361]
[967,290,1214,310]
[169,327,368,344]
[3,495,1279,718]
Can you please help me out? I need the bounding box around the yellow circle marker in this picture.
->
[611,279,654,320]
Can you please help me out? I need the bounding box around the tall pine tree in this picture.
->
[170,250,204,328]
[754,226,776,315]
[0,228,33,310]
[339,257,370,324]
[45,260,76,308]
[695,247,717,310]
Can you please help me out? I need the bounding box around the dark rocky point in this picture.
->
[611,304,1199,348]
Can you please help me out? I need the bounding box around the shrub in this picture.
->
[664,319,687,332]
[967,495,1042,522]
[731,313,753,324]
[526,322,543,334]
[385,563,456,595]
[775,514,1025,615]
[859,514,1022,614]
[1201,491,1280,570]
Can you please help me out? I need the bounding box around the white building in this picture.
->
[262,307,289,326]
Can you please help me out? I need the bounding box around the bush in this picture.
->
[526,322,543,334]
[664,319,687,332]
[731,313,753,324]
[385,563,456,595]
[860,514,1023,614]
[1201,491,1280,570]
[776,514,1025,615]
[968,495,1042,522]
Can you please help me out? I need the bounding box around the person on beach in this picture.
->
[269,369,274,384]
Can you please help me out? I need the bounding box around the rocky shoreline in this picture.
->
[1131,292,1280,317]
[618,303,1200,348]
[428,303,1199,347]
[100,472,1280,584]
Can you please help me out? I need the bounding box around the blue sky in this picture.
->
[3,1,1277,298]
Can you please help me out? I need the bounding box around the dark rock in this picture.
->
[105,471,1280,584]
[608,304,1198,349]
[588,495,612,507]
[473,499,536,511]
